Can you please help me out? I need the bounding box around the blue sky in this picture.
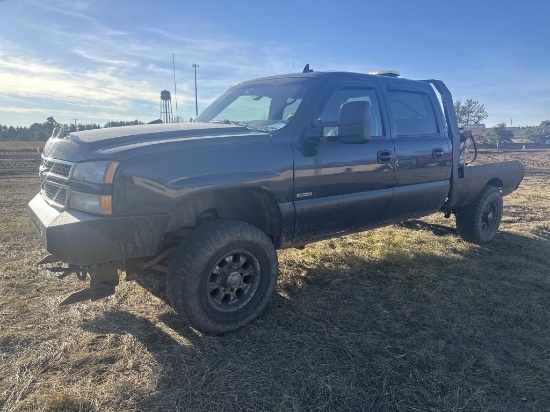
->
[1,0,549,128]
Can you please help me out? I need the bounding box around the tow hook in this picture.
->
[47,264,88,280]
[38,255,119,305]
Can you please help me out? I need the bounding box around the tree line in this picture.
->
[454,99,549,145]
[0,120,145,141]
[483,120,550,145]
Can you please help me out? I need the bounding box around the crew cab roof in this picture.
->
[233,70,423,86]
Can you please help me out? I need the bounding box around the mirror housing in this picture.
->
[304,124,323,142]
[304,119,339,142]
[338,100,371,143]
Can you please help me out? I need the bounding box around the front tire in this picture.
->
[455,186,503,244]
[167,219,278,335]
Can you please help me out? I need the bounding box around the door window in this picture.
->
[319,87,384,137]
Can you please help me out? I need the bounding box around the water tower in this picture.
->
[160,90,173,123]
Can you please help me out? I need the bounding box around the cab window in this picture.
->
[389,90,439,136]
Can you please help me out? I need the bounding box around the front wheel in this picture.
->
[167,219,278,335]
[455,186,503,244]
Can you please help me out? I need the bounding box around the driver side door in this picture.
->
[293,81,396,242]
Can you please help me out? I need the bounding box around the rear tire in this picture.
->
[455,186,503,244]
[167,219,278,335]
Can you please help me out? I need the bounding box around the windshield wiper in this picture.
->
[210,119,249,127]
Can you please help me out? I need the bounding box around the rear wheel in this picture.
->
[455,186,503,244]
[167,219,278,335]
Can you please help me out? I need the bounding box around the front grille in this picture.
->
[42,181,68,207]
[40,158,74,209]
[42,158,73,179]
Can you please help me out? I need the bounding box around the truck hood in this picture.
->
[43,122,266,162]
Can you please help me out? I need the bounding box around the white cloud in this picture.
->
[0,18,307,126]
[72,48,136,67]
[0,1,310,126]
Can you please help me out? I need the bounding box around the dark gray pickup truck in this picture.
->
[28,68,524,334]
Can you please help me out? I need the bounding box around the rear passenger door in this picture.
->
[381,82,452,219]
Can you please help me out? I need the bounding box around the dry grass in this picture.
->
[0,142,45,151]
[1,142,549,411]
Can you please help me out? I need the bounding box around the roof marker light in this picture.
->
[368,70,400,77]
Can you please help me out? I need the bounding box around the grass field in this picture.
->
[1,143,549,411]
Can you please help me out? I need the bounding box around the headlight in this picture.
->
[70,161,118,214]
[72,161,119,184]
[69,191,112,215]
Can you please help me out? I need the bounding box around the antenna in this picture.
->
[173,53,179,122]
[192,63,199,116]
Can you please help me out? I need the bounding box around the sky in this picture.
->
[1,0,549,128]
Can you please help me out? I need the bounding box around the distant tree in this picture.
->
[485,123,514,146]
[7,126,17,140]
[104,120,145,128]
[523,120,550,144]
[0,125,7,141]
[80,123,101,131]
[29,123,52,140]
[454,99,489,125]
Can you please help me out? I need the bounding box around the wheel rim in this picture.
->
[481,200,498,232]
[206,251,260,313]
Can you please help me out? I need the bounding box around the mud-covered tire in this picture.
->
[455,186,503,244]
[167,219,278,335]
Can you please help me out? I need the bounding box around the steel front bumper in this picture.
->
[28,194,170,265]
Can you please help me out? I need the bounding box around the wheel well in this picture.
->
[165,188,284,247]
[487,178,504,190]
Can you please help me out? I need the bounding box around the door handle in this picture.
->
[377,150,394,164]
[432,148,445,159]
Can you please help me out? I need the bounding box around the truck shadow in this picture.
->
[396,219,456,236]
[82,229,549,410]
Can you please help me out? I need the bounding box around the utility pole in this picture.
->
[74,119,78,131]
[192,63,199,116]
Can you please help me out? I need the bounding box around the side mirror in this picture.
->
[338,100,371,143]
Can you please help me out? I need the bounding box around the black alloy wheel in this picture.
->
[167,219,278,335]
[207,251,261,312]
[455,186,503,244]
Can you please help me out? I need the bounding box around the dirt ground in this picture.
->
[0,149,41,177]
[474,147,549,176]
[1,143,549,411]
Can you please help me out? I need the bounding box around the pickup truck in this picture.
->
[28,67,524,335]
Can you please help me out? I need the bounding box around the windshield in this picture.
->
[196,77,312,132]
